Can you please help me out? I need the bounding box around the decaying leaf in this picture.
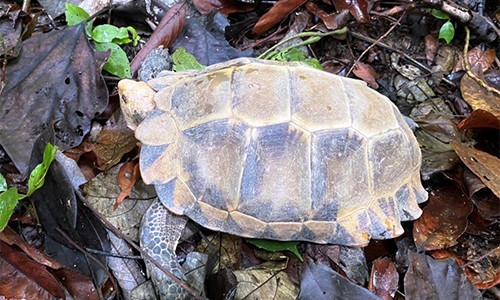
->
[0,241,65,299]
[84,163,155,240]
[196,234,242,271]
[368,257,398,300]
[0,24,108,176]
[233,268,298,299]
[413,184,473,251]
[411,99,460,179]
[351,62,379,89]
[94,111,136,171]
[452,141,500,198]
[300,259,378,300]
[458,74,500,129]
[404,252,482,299]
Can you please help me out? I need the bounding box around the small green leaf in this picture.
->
[126,26,140,46]
[27,143,58,196]
[439,20,455,44]
[92,25,134,45]
[0,174,6,193]
[94,42,132,78]
[271,48,323,70]
[172,48,205,72]
[65,3,90,26]
[431,9,450,20]
[247,239,304,262]
[0,187,23,232]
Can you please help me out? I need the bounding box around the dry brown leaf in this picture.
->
[368,257,398,300]
[233,269,299,299]
[0,241,65,299]
[454,47,496,73]
[458,109,500,130]
[305,2,344,30]
[94,111,136,171]
[452,141,500,198]
[330,0,369,23]
[352,62,379,89]
[459,74,500,128]
[424,34,438,63]
[193,0,222,15]
[114,159,141,209]
[252,0,307,36]
[130,2,187,76]
[413,185,473,250]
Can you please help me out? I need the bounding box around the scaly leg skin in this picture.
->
[140,199,189,300]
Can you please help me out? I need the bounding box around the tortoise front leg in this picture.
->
[140,199,190,299]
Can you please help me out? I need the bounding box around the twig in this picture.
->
[257,27,349,60]
[349,31,455,87]
[346,13,404,77]
[463,27,500,96]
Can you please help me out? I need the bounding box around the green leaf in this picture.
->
[431,9,450,20]
[94,42,132,78]
[92,25,136,45]
[0,187,23,232]
[439,20,455,44]
[172,48,205,72]
[0,174,6,193]
[27,143,58,197]
[65,3,90,26]
[247,239,304,262]
[125,26,140,46]
[271,48,323,70]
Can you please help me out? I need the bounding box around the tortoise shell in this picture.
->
[119,58,427,246]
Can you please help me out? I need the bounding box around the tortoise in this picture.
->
[118,58,428,298]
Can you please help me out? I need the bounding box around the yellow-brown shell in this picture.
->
[119,58,427,246]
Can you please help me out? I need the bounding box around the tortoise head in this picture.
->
[118,79,157,130]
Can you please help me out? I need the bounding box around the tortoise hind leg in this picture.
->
[140,199,189,299]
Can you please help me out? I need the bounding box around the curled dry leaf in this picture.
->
[452,141,500,198]
[351,62,379,89]
[130,2,187,76]
[115,159,141,209]
[368,257,399,300]
[464,169,500,220]
[413,184,473,251]
[251,0,307,36]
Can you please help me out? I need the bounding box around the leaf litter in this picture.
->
[0,0,498,299]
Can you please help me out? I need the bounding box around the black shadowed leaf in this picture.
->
[0,24,108,176]
[404,251,482,300]
[299,258,379,300]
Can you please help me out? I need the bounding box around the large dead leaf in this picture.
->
[452,141,500,198]
[299,259,379,300]
[0,24,108,176]
[413,183,473,251]
[404,252,482,299]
